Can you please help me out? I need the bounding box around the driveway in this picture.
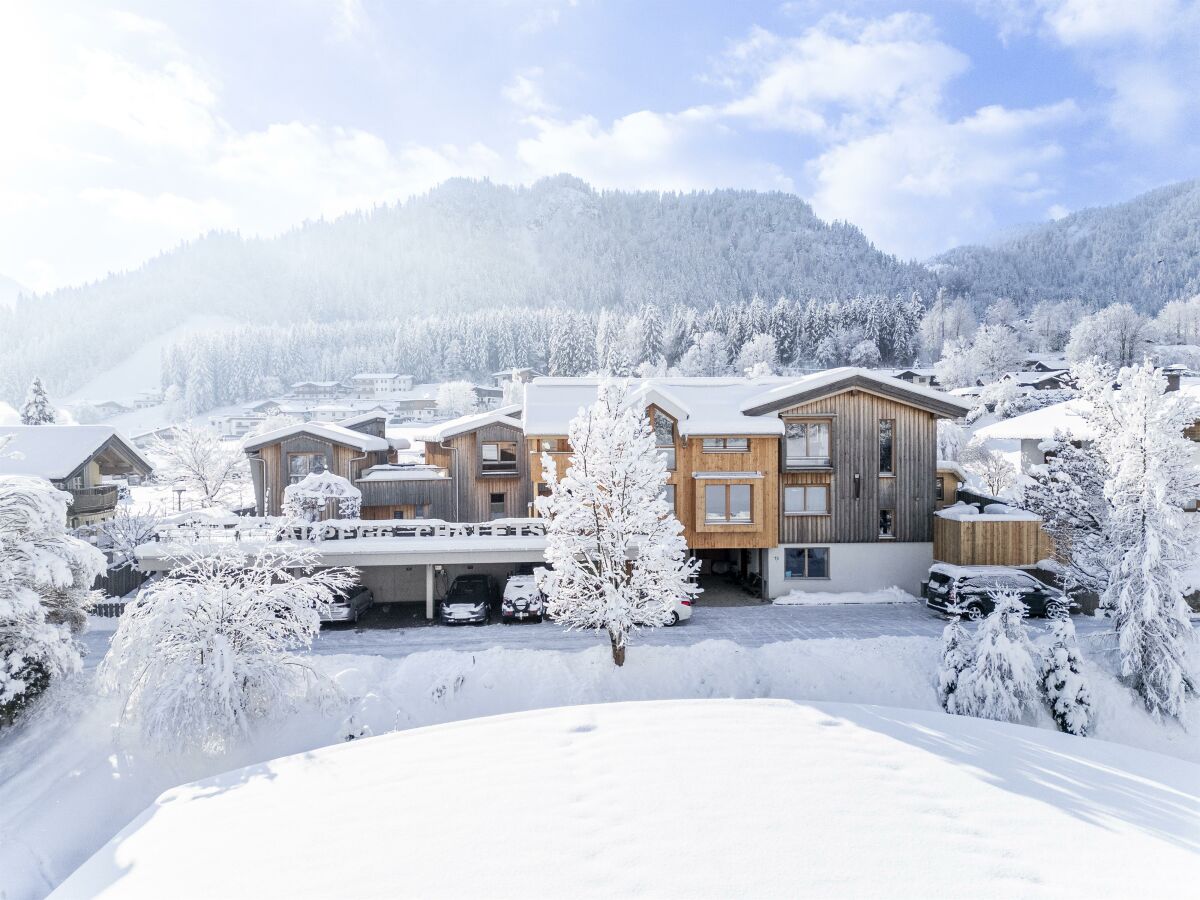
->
[81,601,1122,667]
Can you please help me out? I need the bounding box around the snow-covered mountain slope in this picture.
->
[931,178,1200,310]
[62,315,237,407]
[52,698,1199,899]
[0,272,26,309]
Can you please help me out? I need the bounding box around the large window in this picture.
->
[705,483,752,524]
[653,410,676,471]
[784,485,829,515]
[481,441,518,475]
[702,437,749,452]
[784,547,830,579]
[287,452,327,484]
[785,421,831,467]
[879,419,895,474]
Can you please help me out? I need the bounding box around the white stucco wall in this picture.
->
[764,542,933,597]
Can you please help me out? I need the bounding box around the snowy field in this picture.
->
[4,605,1198,900]
[50,699,1200,900]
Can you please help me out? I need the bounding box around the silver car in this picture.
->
[321,586,374,624]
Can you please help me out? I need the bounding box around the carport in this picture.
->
[137,533,548,620]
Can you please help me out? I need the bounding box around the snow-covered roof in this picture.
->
[524,370,970,436]
[1000,370,1069,386]
[350,373,404,380]
[974,399,1095,442]
[936,460,968,482]
[338,410,389,429]
[357,464,449,482]
[930,562,1042,579]
[414,405,524,442]
[282,470,362,500]
[291,381,342,388]
[242,422,390,452]
[0,425,153,480]
[934,502,1041,522]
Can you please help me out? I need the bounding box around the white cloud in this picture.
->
[516,109,791,192]
[807,101,1077,258]
[503,68,554,113]
[719,14,969,138]
[1047,203,1069,220]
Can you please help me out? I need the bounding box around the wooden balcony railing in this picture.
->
[68,484,120,515]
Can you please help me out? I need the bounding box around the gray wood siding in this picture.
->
[778,388,938,543]
[358,478,455,517]
[426,422,533,522]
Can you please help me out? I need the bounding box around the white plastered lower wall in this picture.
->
[764,542,933,597]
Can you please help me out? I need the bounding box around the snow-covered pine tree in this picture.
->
[1040,612,1094,736]
[953,591,1040,723]
[1078,360,1200,719]
[1022,431,1111,595]
[1,476,104,725]
[99,543,357,753]
[536,379,699,666]
[19,377,56,425]
[938,615,973,714]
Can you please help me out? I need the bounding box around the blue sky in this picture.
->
[1,0,1197,292]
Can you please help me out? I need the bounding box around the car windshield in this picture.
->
[447,586,486,603]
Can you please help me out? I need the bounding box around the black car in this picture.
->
[924,565,1071,620]
[438,574,500,625]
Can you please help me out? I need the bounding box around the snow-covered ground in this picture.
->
[6,604,1198,900]
[51,699,1200,900]
[773,586,915,606]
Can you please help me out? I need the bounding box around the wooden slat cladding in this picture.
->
[253,436,390,516]
[527,428,779,549]
[778,388,937,543]
[934,515,1054,566]
[428,422,532,521]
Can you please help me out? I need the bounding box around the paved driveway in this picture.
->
[81,601,1123,667]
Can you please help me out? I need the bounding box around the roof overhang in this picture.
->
[741,373,971,419]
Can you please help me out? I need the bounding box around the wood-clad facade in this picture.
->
[250,436,392,516]
[775,387,939,545]
[425,420,533,521]
[933,515,1054,567]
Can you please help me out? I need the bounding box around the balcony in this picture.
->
[784,455,832,470]
[67,484,119,516]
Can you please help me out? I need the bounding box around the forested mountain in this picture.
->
[3,174,1198,406]
[0,176,934,403]
[0,273,26,310]
[931,179,1200,310]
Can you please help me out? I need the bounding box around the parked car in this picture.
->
[632,594,693,626]
[321,585,374,624]
[438,574,500,625]
[501,574,544,622]
[924,564,1071,620]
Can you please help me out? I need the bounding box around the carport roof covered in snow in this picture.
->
[135,535,548,572]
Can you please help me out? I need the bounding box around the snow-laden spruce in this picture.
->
[1077,360,1200,720]
[1041,613,1094,736]
[0,475,104,725]
[282,470,362,523]
[937,615,972,714]
[99,544,357,753]
[951,591,1041,724]
[19,376,56,425]
[1023,431,1111,595]
[536,379,699,666]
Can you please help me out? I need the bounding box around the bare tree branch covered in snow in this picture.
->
[960,441,1017,497]
[1,476,104,725]
[435,380,479,417]
[99,543,358,753]
[1077,360,1200,720]
[536,379,699,666]
[99,505,165,568]
[149,423,245,507]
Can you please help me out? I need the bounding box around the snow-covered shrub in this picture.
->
[1041,614,1094,736]
[937,616,973,713]
[0,476,104,725]
[99,544,357,753]
[537,379,699,666]
[952,591,1040,724]
[1078,360,1200,719]
[282,470,362,522]
[435,380,479,417]
[99,504,164,568]
[936,419,965,462]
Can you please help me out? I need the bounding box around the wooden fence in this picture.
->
[933,515,1054,567]
[93,564,148,600]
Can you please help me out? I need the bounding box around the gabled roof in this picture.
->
[242,422,390,452]
[414,405,524,442]
[338,410,390,429]
[350,373,405,380]
[740,368,971,419]
[0,425,153,480]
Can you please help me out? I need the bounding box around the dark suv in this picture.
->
[924,564,1071,620]
[438,574,500,625]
